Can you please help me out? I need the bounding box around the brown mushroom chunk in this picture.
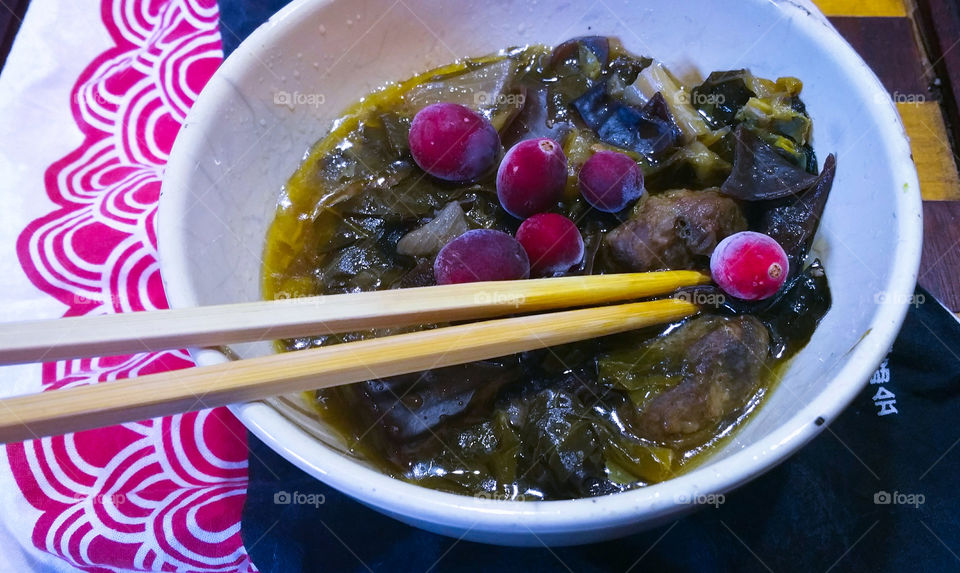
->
[604,189,746,271]
[633,315,770,443]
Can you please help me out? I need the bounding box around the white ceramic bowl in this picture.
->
[159,0,922,546]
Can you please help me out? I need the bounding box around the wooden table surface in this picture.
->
[815,0,960,313]
[0,0,957,309]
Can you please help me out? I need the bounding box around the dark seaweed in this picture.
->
[517,389,609,498]
[340,357,525,467]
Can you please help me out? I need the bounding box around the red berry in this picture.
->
[496,138,567,219]
[409,103,500,181]
[578,150,644,212]
[516,213,585,275]
[434,229,530,285]
[710,231,789,300]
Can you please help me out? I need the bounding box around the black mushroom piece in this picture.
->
[570,83,613,130]
[572,85,680,158]
[757,260,831,358]
[601,93,680,157]
[632,315,771,444]
[757,153,837,279]
[676,260,832,358]
[691,70,757,128]
[550,35,610,68]
[604,189,747,271]
[720,126,818,200]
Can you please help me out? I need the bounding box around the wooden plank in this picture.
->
[914,0,960,159]
[829,17,928,95]
[898,102,960,200]
[827,18,959,200]
[814,0,906,17]
[920,201,960,312]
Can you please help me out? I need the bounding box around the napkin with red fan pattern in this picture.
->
[0,0,254,570]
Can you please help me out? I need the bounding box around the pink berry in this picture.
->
[434,229,530,285]
[710,231,789,300]
[408,103,500,181]
[516,213,585,275]
[578,151,644,212]
[496,138,567,219]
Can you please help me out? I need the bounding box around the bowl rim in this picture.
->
[158,0,923,536]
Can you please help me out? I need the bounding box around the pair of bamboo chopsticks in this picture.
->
[0,271,709,443]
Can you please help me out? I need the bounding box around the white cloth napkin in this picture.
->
[0,1,107,567]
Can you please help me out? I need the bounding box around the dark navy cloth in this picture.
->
[220,4,960,570]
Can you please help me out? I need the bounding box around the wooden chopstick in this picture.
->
[0,271,709,365]
[0,298,698,443]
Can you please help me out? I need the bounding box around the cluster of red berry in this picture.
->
[409,102,787,300]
